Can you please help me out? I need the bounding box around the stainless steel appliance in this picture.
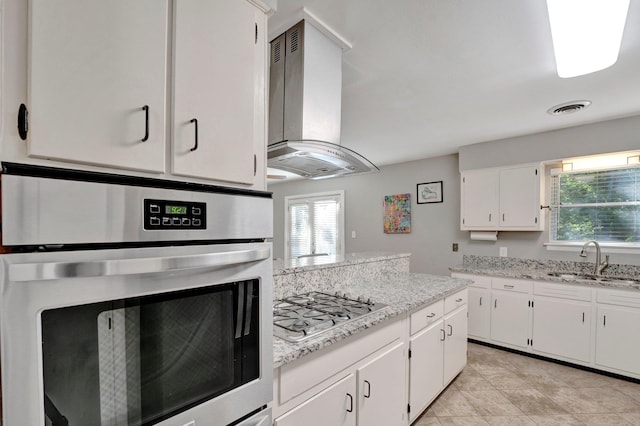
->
[273,292,387,342]
[0,163,273,426]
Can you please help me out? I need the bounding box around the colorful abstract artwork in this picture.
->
[383,193,411,234]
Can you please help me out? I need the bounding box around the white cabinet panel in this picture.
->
[409,322,444,422]
[357,342,406,426]
[460,169,498,229]
[491,290,531,348]
[274,374,356,426]
[595,304,640,376]
[172,0,258,184]
[532,296,591,362]
[468,287,491,339]
[499,165,541,229]
[28,0,168,172]
[444,307,468,384]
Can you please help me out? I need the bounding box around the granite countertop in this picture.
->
[273,251,410,275]
[450,264,640,291]
[273,273,469,368]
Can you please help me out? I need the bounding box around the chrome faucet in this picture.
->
[579,240,609,275]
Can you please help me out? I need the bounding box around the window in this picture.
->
[285,191,344,259]
[550,166,640,244]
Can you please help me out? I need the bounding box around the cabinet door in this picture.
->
[595,305,640,376]
[444,307,468,385]
[468,287,491,339]
[499,165,542,229]
[460,169,499,229]
[491,290,531,348]
[357,342,406,426]
[532,296,591,362]
[172,0,259,185]
[274,373,356,426]
[28,0,168,172]
[409,321,444,422]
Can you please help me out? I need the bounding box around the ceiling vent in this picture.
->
[547,100,592,116]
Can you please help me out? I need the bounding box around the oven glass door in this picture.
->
[41,280,260,426]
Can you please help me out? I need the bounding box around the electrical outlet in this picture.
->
[351,230,356,238]
[499,247,508,257]
[452,243,458,252]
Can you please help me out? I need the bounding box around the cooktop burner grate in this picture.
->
[273,291,387,342]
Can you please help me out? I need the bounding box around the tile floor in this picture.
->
[412,342,640,425]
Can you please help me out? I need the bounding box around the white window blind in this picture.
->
[285,191,344,259]
[550,166,640,243]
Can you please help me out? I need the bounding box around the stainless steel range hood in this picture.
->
[268,20,378,180]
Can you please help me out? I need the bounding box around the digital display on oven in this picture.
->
[144,199,206,230]
[166,205,188,215]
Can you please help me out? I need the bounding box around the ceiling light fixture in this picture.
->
[546,0,630,78]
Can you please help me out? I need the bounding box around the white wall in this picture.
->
[270,154,466,276]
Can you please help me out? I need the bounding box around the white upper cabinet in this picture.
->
[28,0,169,173]
[6,0,269,189]
[461,163,544,231]
[172,0,264,185]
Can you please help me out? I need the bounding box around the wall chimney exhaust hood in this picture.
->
[268,20,379,180]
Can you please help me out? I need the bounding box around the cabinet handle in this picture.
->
[18,103,29,140]
[189,118,199,151]
[346,393,353,412]
[582,312,585,323]
[447,324,453,336]
[504,284,514,289]
[456,298,463,302]
[440,329,445,341]
[494,299,497,309]
[503,213,505,222]
[427,313,436,318]
[489,213,492,222]
[364,380,371,398]
[603,315,606,327]
[141,105,149,142]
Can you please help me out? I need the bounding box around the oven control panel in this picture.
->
[144,199,207,230]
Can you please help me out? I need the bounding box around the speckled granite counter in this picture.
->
[273,273,469,368]
[450,255,640,291]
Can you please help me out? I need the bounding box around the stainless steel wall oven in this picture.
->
[0,163,273,426]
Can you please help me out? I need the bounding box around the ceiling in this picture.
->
[266,0,640,178]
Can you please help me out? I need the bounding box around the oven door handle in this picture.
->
[9,247,271,282]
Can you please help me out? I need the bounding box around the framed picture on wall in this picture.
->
[417,181,443,204]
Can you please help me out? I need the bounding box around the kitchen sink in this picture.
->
[547,271,640,288]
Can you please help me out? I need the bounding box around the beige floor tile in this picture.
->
[613,380,640,404]
[460,390,524,416]
[572,413,634,425]
[526,414,583,425]
[452,368,495,391]
[500,388,567,415]
[619,412,640,424]
[577,387,640,413]
[481,416,536,426]
[412,415,442,425]
[429,389,479,417]
[482,371,531,390]
[539,387,605,414]
[437,417,490,426]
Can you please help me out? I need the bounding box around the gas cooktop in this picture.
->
[273,291,388,342]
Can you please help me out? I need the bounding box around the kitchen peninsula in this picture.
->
[271,252,470,425]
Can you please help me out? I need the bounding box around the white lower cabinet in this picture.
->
[408,290,467,423]
[274,373,356,426]
[595,288,640,376]
[357,342,406,426]
[443,306,468,384]
[468,287,491,339]
[532,296,592,363]
[457,272,640,380]
[490,289,531,349]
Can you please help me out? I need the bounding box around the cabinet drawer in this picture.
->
[534,281,593,301]
[445,289,468,313]
[492,278,531,293]
[598,288,640,308]
[410,300,444,335]
[452,273,491,289]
